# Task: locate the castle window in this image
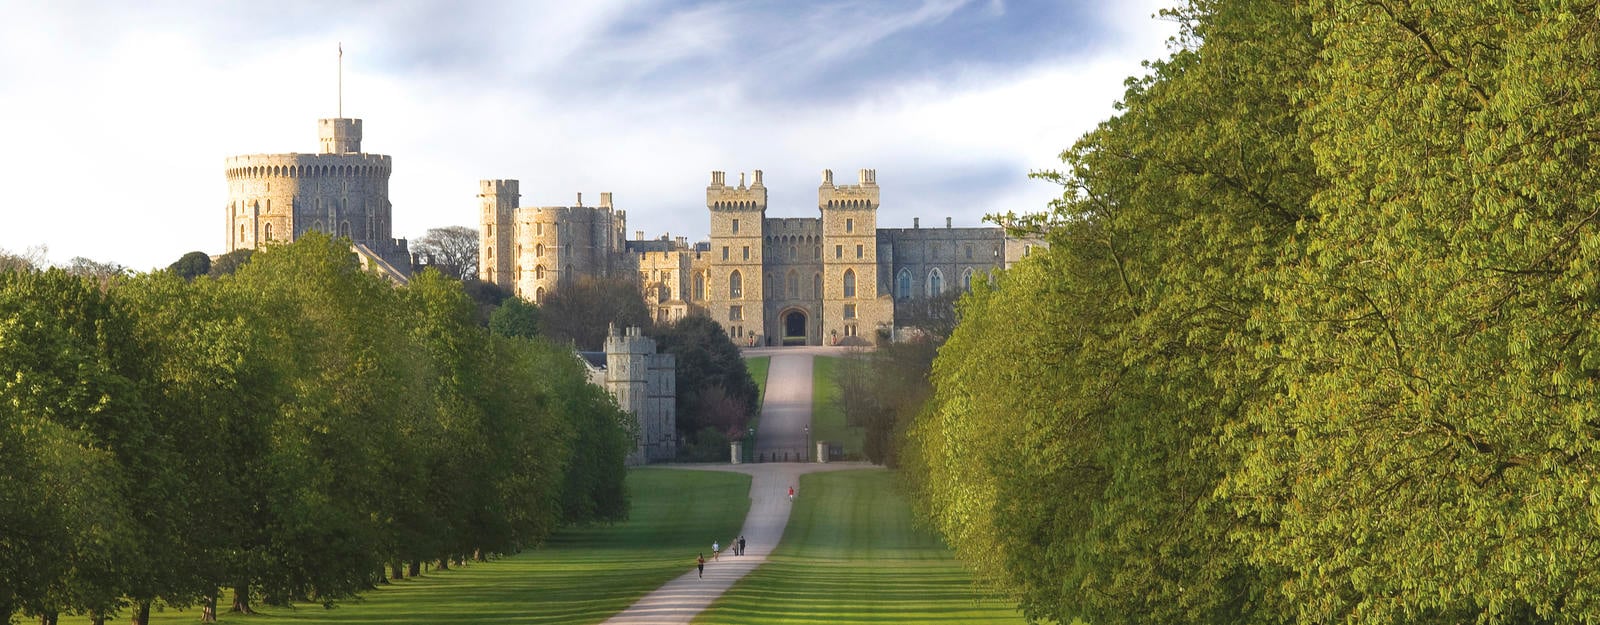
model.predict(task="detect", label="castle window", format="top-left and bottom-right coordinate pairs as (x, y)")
top-left (813, 273), bottom-right (821, 299)
top-left (897, 269), bottom-right (912, 299)
top-left (856, 244), bottom-right (863, 259)
top-left (928, 268), bottom-right (944, 296)
top-left (487, 224), bottom-right (493, 237)
top-left (789, 245), bottom-right (797, 261)
top-left (963, 268), bottom-right (975, 292)
top-left (732, 219), bottom-right (739, 234)
top-left (844, 304), bottom-right (856, 320)
top-left (786, 270), bottom-right (798, 299)
top-left (536, 244), bottom-right (544, 257)
top-left (239, 224), bottom-right (245, 243)
top-left (722, 246), bottom-right (729, 261)
top-left (742, 246), bottom-right (750, 260)
top-left (536, 265), bottom-right (545, 279)
top-left (966, 245), bottom-right (973, 260)
top-left (814, 246), bottom-right (821, 260)
top-left (695, 273), bottom-right (705, 301)
top-left (846, 218), bottom-right (854, 233)
top-left (536, 222), bottom-right (543, 236)
top-left (730, 270), bottom-right (743, 299)
top-left (535, 287), bottom-right (544, 303)
top-left (843, 269), bottom-right (856, 298)
top-left (1025, 244), bottom-right (1033, 256)
top-left (487, 247), bottom-right (493, 259)
top-left (264, 222), bottom-right (273, 241)
top-left (835, 245), bottom-right (842, 259)
top-left (340, 221), bottom-right (351, 238)
top-left (729, 305), bottom-right (743, 321)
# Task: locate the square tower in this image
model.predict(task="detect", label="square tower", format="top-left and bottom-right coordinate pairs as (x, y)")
top-left (705, 170), bottom-right (767, 343)
top-left (819, 169), bottom-right (890, 344)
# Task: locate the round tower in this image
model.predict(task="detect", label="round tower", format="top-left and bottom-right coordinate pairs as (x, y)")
top-left (224, 117), bottom-right (404, 270)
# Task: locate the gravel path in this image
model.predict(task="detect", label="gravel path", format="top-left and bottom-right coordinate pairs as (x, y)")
top-left (602, 349), bottom-right (864, 625)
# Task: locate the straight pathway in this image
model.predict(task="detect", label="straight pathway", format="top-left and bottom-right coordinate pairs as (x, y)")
top-left (602, 348), bottom-right (858, 625)
top-left (599, 462), bottom-right (867, 625)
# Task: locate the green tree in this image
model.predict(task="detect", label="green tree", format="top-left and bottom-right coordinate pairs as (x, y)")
top-left (207, 249), bottom-right (253, 278)
top-left (909, 1), bottom-right (1320, 622)
top-left (649, 315), bottom-right (759, 441)
top-left (166, 251), bottom-right (212, 280)
top-left (488, 295), bottom-right (540, 339)
top-left (1220, 2), bottom-right (1600, 622)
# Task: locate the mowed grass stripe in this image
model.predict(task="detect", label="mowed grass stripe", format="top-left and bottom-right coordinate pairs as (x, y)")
top-left (104, 468), bottom-right (749, 625)
top-left (696, 469), bottom-right (1024, 625)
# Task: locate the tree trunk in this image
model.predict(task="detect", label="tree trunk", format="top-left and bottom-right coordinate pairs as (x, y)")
top-left (408, 561), bottom-right (421, 577)
top-left (390, 560), bottom-right (404, 580)
top-left (200, 591), bottom-right (218, 623)
top-left (129, 601), bottom-right (150, 625)
top-left (40, 611), bottom-right (58, 625)
top-left (91, 613), bottom-right (107, 625)
top-left (377, 563), bottom-right (390, 584)
top-left (474, 548), bottom-right (485, 562)
top-left (437, 558), bottom-right (450, 571)
top-left (230, 584), bottom-right (254, 614)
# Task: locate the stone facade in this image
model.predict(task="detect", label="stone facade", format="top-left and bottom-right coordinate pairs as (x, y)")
top-left (482, 169), bottom-right (1044, 345)
top-left (224, 118), bottom-right (411, 273)
top-left (603, 326), bottom-right (676, 464)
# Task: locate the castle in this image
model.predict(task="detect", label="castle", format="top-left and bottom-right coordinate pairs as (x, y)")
top-left (480, 169), bottom-right (1040, 345)
top-left (224, 117), bottom-right (413, 278)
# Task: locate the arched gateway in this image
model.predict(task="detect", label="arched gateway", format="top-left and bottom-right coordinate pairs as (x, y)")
top-left (781, 308), bottom-right (809, 346)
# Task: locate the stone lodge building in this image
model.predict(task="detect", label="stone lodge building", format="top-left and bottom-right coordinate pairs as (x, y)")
top-left (481, 169), bottom-right (1042, 346)
top-left (224, 116), bottom-right (412, 278)
top-left (580, 326), bottom-right (676, 465)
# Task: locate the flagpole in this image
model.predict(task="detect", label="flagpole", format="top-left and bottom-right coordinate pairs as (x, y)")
top-left (338, 42), bottom-right (343, 118)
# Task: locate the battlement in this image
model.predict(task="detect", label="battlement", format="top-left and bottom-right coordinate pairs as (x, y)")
top-left (318, 118), bottom-right (363, 154)
top-left (479, 179), bottom-right (520, 197)
top-left (819, 168), bottom-right (880, 209)
top-left (707, 169), bottom-right (767, 210)
top-left (224, 153), bottom-right (393, 180)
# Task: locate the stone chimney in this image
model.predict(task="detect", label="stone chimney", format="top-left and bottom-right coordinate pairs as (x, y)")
top-left (946, 217), bottom-right (952, 228)
top-left (913, 217), bottom-right (920, 229)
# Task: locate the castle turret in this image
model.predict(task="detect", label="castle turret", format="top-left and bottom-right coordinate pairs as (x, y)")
top-left (318, 118), bottom-right (362, 154)
top-left (478, 179), bottom-right (519, 288)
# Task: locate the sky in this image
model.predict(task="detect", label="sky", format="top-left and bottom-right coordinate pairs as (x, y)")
top-left (0, 0), bottom-right (1179, 271)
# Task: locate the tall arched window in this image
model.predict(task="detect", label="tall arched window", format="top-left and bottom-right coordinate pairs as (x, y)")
top-left (730, 270), bottom-right (743, 299)
top-left (340, 221), bottom-right (351, 238)
top-left (535, 265), bottom-right (545, 279)
top-left (534, 287), bottom-right (544, 304)
top-left (695, 273), bottom-right (705, 301)
top-left (264, 222), bottom-right (273, 241)
top-left (536, 244), bottom-right (544, 257)
top-left (962, 268), bottom-right (975, 292)
top-left (843, 269), bottom-right (856, 298)
top-left (927, 268), bottom-right (944, 296)
top-left (786, 270), bottom-right (799, 298)
top-left (896, 269), bottom-right (912, 299)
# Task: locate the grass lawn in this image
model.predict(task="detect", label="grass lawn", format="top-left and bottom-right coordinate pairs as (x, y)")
top-left (101, 468), bottom-right (750, 625)
top-left (809, 356), bottom-right (863, 457)
top-left (696, 469), bottom-right (1025, 625)
top-left (746, 355), bottom-right (771, 417)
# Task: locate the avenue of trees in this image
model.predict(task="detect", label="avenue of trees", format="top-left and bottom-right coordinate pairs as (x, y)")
top-left (907, 1), bottom-right (1600, 624)
top-left (0, 233), bottom-right (633, 625)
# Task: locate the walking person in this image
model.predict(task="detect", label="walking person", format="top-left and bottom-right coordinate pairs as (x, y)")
top-left (788, 485), bottom-right (795, 502)
top-left (738, 535), bottom-right (746, 556)
top-left (712, 540), bottom-right (720, 560)
top-left (696, 553), bottom-right (705, 579)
